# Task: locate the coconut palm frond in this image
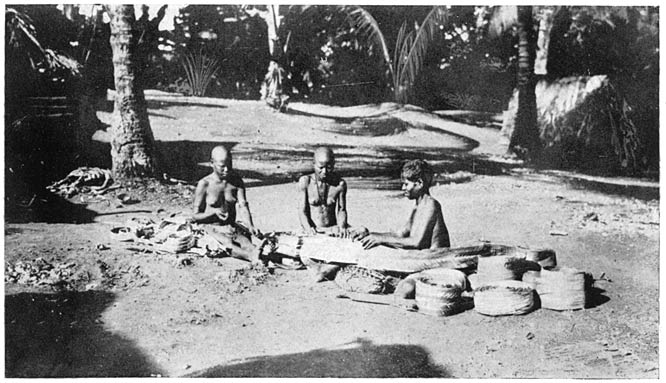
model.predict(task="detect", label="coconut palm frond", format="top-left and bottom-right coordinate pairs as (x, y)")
top-left (394, 24), bottom-right (416, 103)
top-left (6, 8), bottom-right (45, 57)
top-left (487, 5), bottom-right (518, 38)
top-left (392, 22), bottom-right (408, 93)
top-left (344, 6), bottom-right (393, 78)
top-left (6, 7), bottom-right (82, 74)
top-left (395, 6), bottom-right (448, 99)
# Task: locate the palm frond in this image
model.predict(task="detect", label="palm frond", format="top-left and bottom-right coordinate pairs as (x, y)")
top-left (344, 6), bottom-right (393, 79)
top-left (6, 8), bottom-right (81, 74)
top-left (395, 6), bottom-right (448, 102)
top-left (392, 22), bottom-right (408, 93)
top-left (6, 8), bottom-right (46, 59)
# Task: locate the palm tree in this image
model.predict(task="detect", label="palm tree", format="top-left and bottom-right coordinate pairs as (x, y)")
top-left (107, 4), bottom-right (157, 178)
top-left (512, 6), bottom-right (540, 159)
top-left (482, 6), bottom-right (541, 160)
top-left (242, 5), bottom-right (290, 109)
top-left (245, 5), bottom-right (448, 108)
top-left (482, 6), bottom-right (651, 162)
top-left (346, 6), bottom-right (448, 104)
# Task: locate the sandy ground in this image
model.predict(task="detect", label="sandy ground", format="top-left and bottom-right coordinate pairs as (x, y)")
top-left (4, 94), bottom-right (660, 378)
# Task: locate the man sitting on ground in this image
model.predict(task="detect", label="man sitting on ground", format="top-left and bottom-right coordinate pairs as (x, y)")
top-left (191, 145), bottom-right (266, 263)
top-left (352, 159), bottom-right (451, 298)
top-left (297, 146), bottom-right (351, 237)
top-left (355, 159), bottom-right (450, 250)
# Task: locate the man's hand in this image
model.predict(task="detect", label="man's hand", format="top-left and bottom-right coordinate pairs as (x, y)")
top-left (360, 234), bottom-right (383, 250)
top-left (352, 227), bottom-right (370, 241)
top-left (337, 227), bottom-right (351, 239)
top-left (304, 226), bottom-right (318, 236)
top-left (215, 208), bottom-right (229, 221)
top-left (248, 226), bottom-right (262, 238)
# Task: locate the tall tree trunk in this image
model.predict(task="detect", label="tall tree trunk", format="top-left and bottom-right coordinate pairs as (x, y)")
top-left (245, 5), bottom-right (288, 110)
top-left (534, 7), bottom-right (555, 76)
top-left (510, 6), bottom-right (540, 160)
top-left (263, 5), bottom-right (289, 110)
top-left (266, 4), bottom-right (281, 58)
top-left (108, 4), bottom-right (157, 178)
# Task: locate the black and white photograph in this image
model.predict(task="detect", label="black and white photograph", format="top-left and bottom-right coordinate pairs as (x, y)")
top-left (3, 3), bottom-right (660, 378)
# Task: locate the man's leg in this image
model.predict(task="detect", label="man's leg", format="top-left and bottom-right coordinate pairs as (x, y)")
top-left (204, 226), bottom-right (265, 263)
top-left (233, 234), bottom-right (268, 263)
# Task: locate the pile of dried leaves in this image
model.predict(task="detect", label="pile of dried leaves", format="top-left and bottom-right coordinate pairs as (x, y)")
top-left (5, 258), bottom-right (75, 288)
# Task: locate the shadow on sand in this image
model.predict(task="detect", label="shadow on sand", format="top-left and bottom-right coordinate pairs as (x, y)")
top-left (98, 98), bottom-right (228, 113)
top-left (4, 188), bottom-right (99, 224)
top-left (565, 177), bottom-right (659, 201)
top-left (85, 138), bottom-right (516, 187)
top-left (285, 106), bottom-right (397, 123)
top-left (145, 99), bottom-right (228, 110)
top-left (5, 290), bottom-right (163, 377)
top-left (186, 338), bottom-right (449, 378)
top-left (82, 134), bottom-right (657, 201)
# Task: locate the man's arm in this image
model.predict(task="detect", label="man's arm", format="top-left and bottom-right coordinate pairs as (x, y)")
top-left (336, 180), bottom-right (349, 234)
top-left (191, 179), bottom-right (218, 223)
top-left (361, 201), bottom-right (436, 250)
top-left (297, 176), bottom-right (317, 234)
top-left (236, 182), bottom-right (260, 236)
top-left (354, 208), bottom-right (411, 241)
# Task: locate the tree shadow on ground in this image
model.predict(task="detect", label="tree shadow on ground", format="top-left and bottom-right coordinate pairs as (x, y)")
top-left (146, 99), bottom-right (227, 110)
top-left (84, 137), bottom-right (656, 201)
top-left (98, 98), bottom-right (227, 112)
top-left (186, 338), bottom-right (448, 378)
top-left (286, 106), bottom-right (397, 123)
top-left (148, 111), bottom-right (177, 120)
top-left (510, 169), bottom-right (660, 202)
top-left (564, 177), bottom-right (659, 201)
top-left (286, 108), bottom-right (480, 151)
top-left (434, 110), bottom-right (503, 129)
top-left (5, 290), bottom-right (163, 377)
top-left (80, 139), bottom-right (517, 190)
top-left (4, 187), bottom-right (99, 224)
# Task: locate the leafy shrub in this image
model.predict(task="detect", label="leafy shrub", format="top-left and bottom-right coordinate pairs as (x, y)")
top-left (180, 49), bottom-right (221, 97)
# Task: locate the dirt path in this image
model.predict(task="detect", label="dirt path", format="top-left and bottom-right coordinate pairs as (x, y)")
top-left (4, 96), bottom-right (659, 378)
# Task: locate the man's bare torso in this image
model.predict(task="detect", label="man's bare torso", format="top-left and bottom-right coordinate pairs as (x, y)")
top-left (200, 172), bottom-right (243, 224)
top-left (405, 195), bottom-right (450, 249)
top-left (302, 174), bottom-right (344, 228)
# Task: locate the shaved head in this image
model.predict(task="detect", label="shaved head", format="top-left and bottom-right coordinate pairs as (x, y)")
top-left (211, 145), bottom-right (230, 162)
top-left (314, 147), bottom-right (334, 163)
top-left (210, 145), bottom-right (232, 179)
top-left (313, 147), bottom-right (335, 181)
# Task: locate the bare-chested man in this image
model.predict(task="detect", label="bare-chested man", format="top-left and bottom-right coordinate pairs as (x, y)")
top-left (298, 147), bottom-right (350, 236)
top-left (355, 159), bottom-right (450, 250)
top-left (191, 146), bottom-right (266, 262)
